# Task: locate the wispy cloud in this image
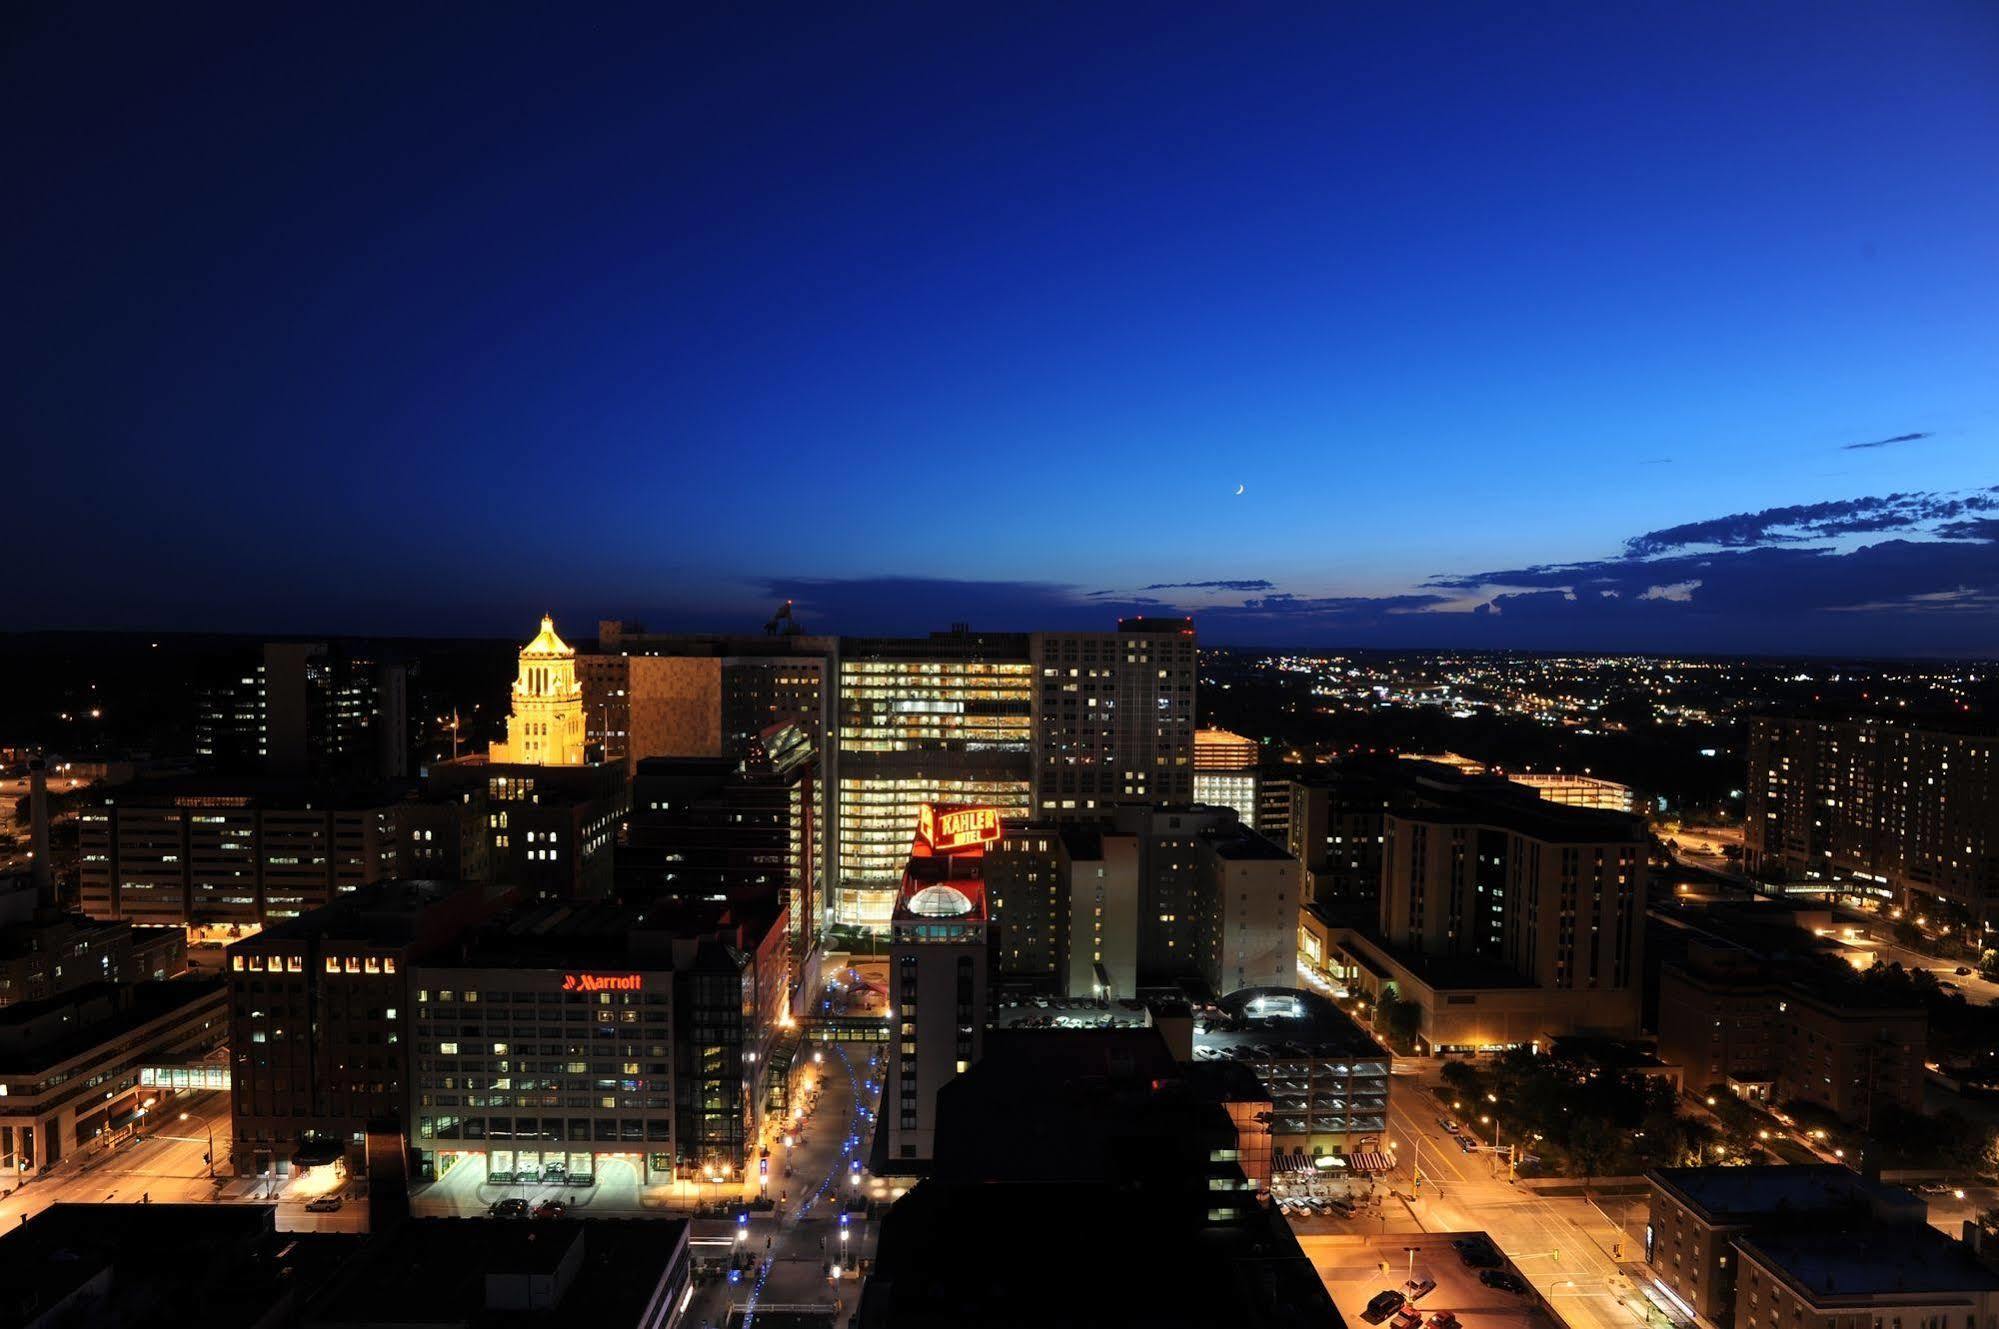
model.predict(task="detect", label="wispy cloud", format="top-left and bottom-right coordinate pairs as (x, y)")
top-left (1842, 431), bottom-right (1932, 451)
top-left (1139, 578), bottom-right (1275, 593)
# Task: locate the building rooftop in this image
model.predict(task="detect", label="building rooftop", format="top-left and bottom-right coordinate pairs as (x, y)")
top-left (1739, 1224), bottom-right (1999, 1300)
top-left (0, 978), bottom-right (224, 1075)
top-left (302, 1217), bottom-right (688, 1327)
top-left (242, 879), bottom-right (497, 949)
top-left (1647, 1165), bottom-right (1921, 1225)
top-left (1195, 986), bottom-right (1390, 1062)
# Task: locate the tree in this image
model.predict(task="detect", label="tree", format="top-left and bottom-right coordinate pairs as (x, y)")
top-left (1568, 1118), bottom-right (1616, 1198)
top-left (1380, 993), bottom-right (1421, 1052)
top-left (1440, 1060), bottom-right (1482, 1098)
top-left (1979, 950), bottom-right (1999, 981)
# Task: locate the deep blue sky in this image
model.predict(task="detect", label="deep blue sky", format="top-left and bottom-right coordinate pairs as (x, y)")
top-left (8, 3), bottom-right (1997, 652)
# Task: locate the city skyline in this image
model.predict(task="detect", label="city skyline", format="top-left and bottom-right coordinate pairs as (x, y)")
top-left (8, 4), bottom-right (1997, 651)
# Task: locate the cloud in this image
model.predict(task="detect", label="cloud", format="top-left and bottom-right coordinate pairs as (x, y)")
top-left (1842, 431), bottom-right (1932, 451)
top-left (1619, 489), bottom-right (1999, 557)
top-left (1139, 578), bottom-right (1277, 593)
top-left (733, 484), bottom-right (1999, 654)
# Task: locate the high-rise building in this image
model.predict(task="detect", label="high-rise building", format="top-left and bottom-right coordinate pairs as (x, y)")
top-left (1282, 766), bottom-right (1393, 923)
top-left (1191, 727), bottom-right (1259, 825)
top-left (489, 617), bottom-right (587, 767)
top-left (829, 630), bottom-right (1034, 932)
top-left (423, 759), bottom-right (625, 903)
top-left (196, 642), bottom-right (411, 780)
top-left (1028, 619), bottom-right (1197, 819)
top-left (580, 623), bottom-right (833, 774)
top-left (1745, 716), bottom-right (1999, 932)
top-left (883, 805), bottom-right (993, 1167)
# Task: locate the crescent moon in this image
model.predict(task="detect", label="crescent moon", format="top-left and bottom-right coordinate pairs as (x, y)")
top-left (1234, 484), bottom-right (1246, 496)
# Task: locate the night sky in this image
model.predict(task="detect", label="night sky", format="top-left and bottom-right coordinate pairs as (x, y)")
top-left (8, 3), bottom-right (1997, 653)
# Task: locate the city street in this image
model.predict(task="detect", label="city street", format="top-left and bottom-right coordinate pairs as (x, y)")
top-left (681, 1037), bottom-right (885, 1329)
top-left (1378, 1074), bottom-right (1656, 1329)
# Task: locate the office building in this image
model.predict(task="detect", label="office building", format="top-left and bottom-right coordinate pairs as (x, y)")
top-left (489, 616), bottom-right (588, 767)
top-left (1643, 1167), bottom-right (1996, 1329)
top-left (0, 979), bottom-right (227, 1175)
top-left (981, 823), bottom-right (1069, 994)
top-left (830, 629), bottom-right (1034, 932)
top-left (583, 621), bottom-right (834, 773)
top-left (882, 805), bottom-right (993, 1167)
top-left (1028, 619), bottom-right (1198, 819)
top-left (1282, 765), bottom-right (1393, 922)
top-left (78, 779), bottom-right (405, 930)
top-left (1257, 776), bottom-right (1294, 845)
top-left (409, 897), bottom-right (789, 1187)
top-left (1657, 940), bottom-right (1924, 1121)
top-left (424, 758), bottom-right (625, 902)
top-left (0, 868), bottom-right (185, 1007)
top-left (1192, 726), bottom-right (1259, 824)
top-left (226, 879), bottom-right (513, 1175)
top-left (1745, 716), bottom-right (1999, 932)
top-left (617, 722), bottom-right (818, 944)
top-left (196, 641), bottom-right (412, 780)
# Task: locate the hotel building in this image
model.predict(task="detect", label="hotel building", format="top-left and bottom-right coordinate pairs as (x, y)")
top-left (1029, 619), bottom-right (1198, 818)
top-left (1745, 716), bottom-right (1999, 932)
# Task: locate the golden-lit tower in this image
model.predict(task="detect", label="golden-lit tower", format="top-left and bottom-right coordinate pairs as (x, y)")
top-left (490, 615), bottom-right (587, 766)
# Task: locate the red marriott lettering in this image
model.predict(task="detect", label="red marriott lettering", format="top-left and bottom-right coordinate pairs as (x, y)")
top-left (562, 973), bottom-right (643, 993)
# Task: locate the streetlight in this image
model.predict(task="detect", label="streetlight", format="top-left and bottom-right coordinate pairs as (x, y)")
top-left (181, 1111), bottom-right (215, 1179)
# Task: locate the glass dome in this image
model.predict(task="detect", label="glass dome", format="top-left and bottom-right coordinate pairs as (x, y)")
top-left (905, 884), bottom-right (975, 918)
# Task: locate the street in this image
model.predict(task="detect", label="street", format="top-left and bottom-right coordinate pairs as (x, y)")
top-left (1379, 1073), bottom-right (1656, 1329)
top-left (684, 1036), bottom-right (885, 1329)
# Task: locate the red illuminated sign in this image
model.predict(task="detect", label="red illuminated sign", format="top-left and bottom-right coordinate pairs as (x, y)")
top-left (916, 803), bottom-right (1001, 854)
top-left (562, 973), bottom-right (642, 993)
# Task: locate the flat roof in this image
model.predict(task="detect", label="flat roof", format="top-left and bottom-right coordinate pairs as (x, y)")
top-left (1647, 1165), bottom-right (1910, 1223)
top-left (0, 979), bottom-right (224, 1074)
top-left (304, 1217), bottom-right (688, 1326)
top-left (1740, 1224), bottom-right (1999, 1299)
top-left (1195, 986), bottom-right (1390, 1062)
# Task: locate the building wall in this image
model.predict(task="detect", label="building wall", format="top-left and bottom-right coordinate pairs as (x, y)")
top-left (886, 928), bottom-right (986, 1167)
top-left (1209, 856), bottom-right (1300, 993)
top-left (1656, 965), bottom-right (1780, 1090)
top-left (1746, 717), bottom-right (1999, 928)
top-left (1067, 833), bottom-right (1140, 998)
top-left (627, 656), bottom-right (724, 764)
top-left (1029, 627), bottom-right (1197, 820)
top-left (1644, 1183), bottom-right (1743, 1326)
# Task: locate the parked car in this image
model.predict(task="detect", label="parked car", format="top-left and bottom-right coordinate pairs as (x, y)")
top-left (1391, 1309), bottom-right (1423, 1329)
top-left (1363, 1290), bottom-right (1407, 1323)
top-left (1439, 1117), bottom-right (1459, 1134)
top-left (1458, 1136), bottom-right (1477, 1153)
top-left (1327, 1198), bottom-right (1356, 1217)
top-left (1939, 981), bottom-right (1959, 991)
top-left (1480, 1270), bottom-right (1529, 1293)
top-left (305, 1195), bottom-right (343, 1213)
top-left (1405, 1277), bottom-right (1437, 1301)
top-left (1955, 967), bottom-right (1973, 976)
top-left (1453, 1237), bottom-right (1500, 1269)
top-left (1429, 1312), bottom-right (1462, 1329)
top-left (490, 1198), bottom-right (530, 1219)
top-left (533, 1199), bottom-right (568, 1219)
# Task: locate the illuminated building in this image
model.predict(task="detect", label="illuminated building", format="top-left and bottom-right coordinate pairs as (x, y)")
top-left (1029, 619), bottom-right (1198, 819)
top-left (1192, 726), bottom-right (1259, 824)
top-left (1507, 770), bottom-right (1639, 815)
top-left (1321, 765), bottom-right (1647, 1049)
top-left (196, 641), bottom-right (411, 780)
top-left (489, 616), bottom-right (587, 767)
top-left (1190, 987), bottom-right (1390, 1157)
top-left (0, 979), bottom-right (226, 1176)
top-left (1657, 941), bottom-right (1923, 1123)
top-left (583, 622), bottom-right (833, 774)
top-left (226, 879), bottom-right (508, 1177)
top-left (829, 629), bottom-right (1033, 932)
top-left (1745, 716), bottom-right (1999, 932)
top-left (423, 758), bottom-right (625, 902)
top-left (78, 779), bottom-right (404, 929)
top-left (883, 803), bottom-right (993, 1166)
top-left (1281, 765), bottom-right (1393, 923)
top-left (409, 897), bottom-right (788, 1186)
